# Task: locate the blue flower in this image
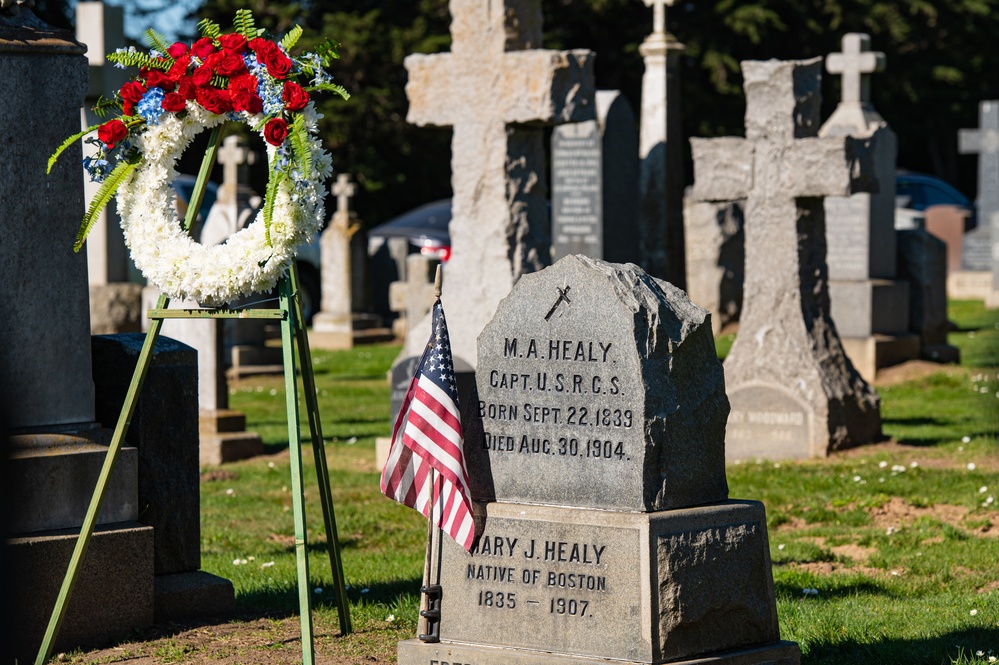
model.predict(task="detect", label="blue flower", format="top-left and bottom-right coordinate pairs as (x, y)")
top-left (82, 155), bottom-right (111, 182)
top-left (137, 87), bottom-right (166, 125)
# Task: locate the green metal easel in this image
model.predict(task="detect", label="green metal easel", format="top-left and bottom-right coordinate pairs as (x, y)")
top-left (35, 127), bottom-right (351, 665)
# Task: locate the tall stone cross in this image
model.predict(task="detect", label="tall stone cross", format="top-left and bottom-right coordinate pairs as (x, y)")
top-left (331, 172), bottom-right (356, 223)
top-left (959, 101), bottom-right (999, 297)
top-left (217, 135), bottom-right (256, 204)
top-left (826, 32), bottom-right (885, 106)
top-left (638, 0), bottom-right (686, 287)
top-left (402, 0), bottom-right (594, 370)
top-left (690, 58), bottom-right (881, 460)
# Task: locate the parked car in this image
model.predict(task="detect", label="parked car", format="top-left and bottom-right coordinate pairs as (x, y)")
top-left (367, 198), bottom-right (453, 263)
top-left (171, 175), bottom-right (322, 324)
top-left (895, 170), bottom-right (976, 231)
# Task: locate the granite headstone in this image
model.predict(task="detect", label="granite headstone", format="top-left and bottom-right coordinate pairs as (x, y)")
top-left (397, 255), bottom-right (799, 665)
top-left (958, 100), bottom-right (999, 306)
top-left (551, 90), bottom-right (639, 264)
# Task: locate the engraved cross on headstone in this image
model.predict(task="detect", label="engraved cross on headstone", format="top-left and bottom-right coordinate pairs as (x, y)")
top-left (642, 0), bottom-right (675, 36)
top-left (331, 172), bottom-right (356, 223)
top-left (826, 33), bottom-right (885, 105)
top-left (217, 135), bottom-right (256, 203)
top-left (402, 0), bottom-right (594, 368)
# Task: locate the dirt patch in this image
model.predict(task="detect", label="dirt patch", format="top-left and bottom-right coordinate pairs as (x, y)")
top-left (869, 497), bottom-right (969, 528)
top-left (874, 360), bottom-right (963, 386)
top-left (979, 580), bottom-right (999, 594)
top-left (831, 544), bottom-right (876, 561)
top-left (786, 561), bottom-right (886, 578)
top-left (201, 469), bottom-right (240, 482)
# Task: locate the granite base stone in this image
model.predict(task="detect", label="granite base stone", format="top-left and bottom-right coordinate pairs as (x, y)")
top-left (6, 522), bottom-right (154, 663)
top-left (828, 279), bottom-right (910, 337)
top-left (154, 571), bottom-right (235, 623)
top-left (839, 333), bottom-right (922, 384)
top-left (430, 500), bottom-right (778, 664)
top-left (398, 639), bottom-right (801, 665)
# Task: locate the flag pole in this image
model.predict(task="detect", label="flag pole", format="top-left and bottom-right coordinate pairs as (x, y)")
top-left (417, 265), bottom-right (446, 643)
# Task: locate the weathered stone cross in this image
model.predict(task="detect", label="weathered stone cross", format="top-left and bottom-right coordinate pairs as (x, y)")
top-left (217, 135), bottom-right (255, 203)
top-left (690, 57), bottom-right (881, 460)
top-left (642, 0), bottom-right (675, 35)
top-left (403, 0), bottom-right (594, 368)
top-left (826, 32), bottom-right (885, 106)
top-left (959, 101), bottom-right (999, 226)
top-left (331, 172), bottom-right (356, 222)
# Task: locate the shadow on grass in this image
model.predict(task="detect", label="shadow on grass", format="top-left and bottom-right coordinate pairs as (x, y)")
top-left (774, 578), bottom-right (898, 601)
top-left (802, 626), bottom-right (999, 665)
top-left (236, 576), bottom-right (423, 614)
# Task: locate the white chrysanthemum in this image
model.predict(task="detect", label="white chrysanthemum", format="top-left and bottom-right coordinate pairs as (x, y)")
top-left (117, 103), bottom-right (331, 306)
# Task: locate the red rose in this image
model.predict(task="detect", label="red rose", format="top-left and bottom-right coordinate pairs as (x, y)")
top-left (191, 65), bottom-right (214, 87)
top-left (161, 91), bottom-right (187, 113)
top-left (248, 37), bottom-right (274, 55)
top-left (229, 73), bottom-right (258, 92)
top-left (97, 119), bottom-right (127, 149)
top-left (168, 55), bottom-right (191, 82)
top-left (218, 33), bottom-right (248, 53)
top-left (192, 37), bottom-right (216, 60)
top-left (145, 69), bottom-right (175, 91)
top-left (260, 48), bottom-right (292, 79)
top-left (167, 42), bottom-right (188, 59)
top-left (263, 117), bottom-right (289, 146)
top-left (215, 50), bottom-right (247, 78)
top-left (119, 80), bottom-right (147, 104)
top-left (230, 89), bottom-right (262, 114)
top-left (282, 81), bottom-right (309, 112)
top-left (196, 86), bottom-right (233, 114)
top-left (177, 78), bottom-right (197, 100)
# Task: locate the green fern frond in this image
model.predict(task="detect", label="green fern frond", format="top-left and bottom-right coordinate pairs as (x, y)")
top-left (211, 74), bottom-right (230, 88)
top-left (289, 116), bottom-right (313, 180)
top-left (281, 25), bottom-right (303, 52)
top-left (233, 9), bottom-right (256, 40)
top-left (47, 123), bottom-right (103, 174)
top-left (92, 95), bottom-right (122, 119)
top-left (143, 28), bottom-right (175, 59)
top-left (262, 162), bottom-right (284, 247)
top-left (314, 39), bottom-right (341, 65)
top-left (73, 160), bottom-right (139, 252)
top-left (107, 49), bottom-right (171, 71)
top-left (197, 18), bottom-right (221, 39)
top-left (306, 81), bottom-right (350, 101)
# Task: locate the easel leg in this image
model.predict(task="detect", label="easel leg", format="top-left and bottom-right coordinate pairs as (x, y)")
top-left (35, 293), bottom-right (170, 665)
top-left (289, 265), bottom-right (353, 636)
top-left (278, 275), bottom-right (316, 665)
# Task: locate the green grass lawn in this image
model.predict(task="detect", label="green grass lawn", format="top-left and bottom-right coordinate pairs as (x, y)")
top-left (166, 301), bottom-right (999, 663)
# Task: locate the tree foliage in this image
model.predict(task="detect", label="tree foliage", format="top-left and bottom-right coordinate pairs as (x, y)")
top-left (182, 0), bottom-right (996, 224)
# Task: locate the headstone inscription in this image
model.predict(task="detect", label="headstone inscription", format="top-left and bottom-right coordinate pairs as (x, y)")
top-left (820, 33), bottom-right (919, 380)
top-left (399, 0), bottom-right (595, 371)
top-left (310, 173), bottom-right (359, 350)
top-left (690, 57), bottom-right (882, 460)
top-left (958, 100), bottom-right (999, 306)
top-left (551, 90), bottom-right (639, 263)
top-left (638, 0), bottom-right (686, 287)
top-left (0, 7), bottom-right (153, 659)
top-left (397, 255), bottom-right (800, 665)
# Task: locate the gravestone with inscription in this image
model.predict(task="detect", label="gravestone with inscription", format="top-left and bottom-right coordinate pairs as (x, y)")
top-left (820, 33), bottom-right (919, 380)
top-left (397, 255), bottom-right (800, 665)
top-left (551, 90), bottom-right (639, 263)
top-left (690, 57), bottom-right (882, 461)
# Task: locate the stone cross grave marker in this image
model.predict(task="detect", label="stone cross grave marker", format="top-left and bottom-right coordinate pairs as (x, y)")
top-left (400, 0), bottom-right (595, 370)
top-left (638, 0), bottom-right (686, 287)
top-left (201, 135), bottom-right (259, 246)
top-left (397, 255), bottom-right (800, 665)
top-left (550, 90), bottom-right (639, 263)
top-left (311, 173), bottom-right (359, 349)
top-left (690, 57), bottom-right (882, 461)
top-left (820, 33), bottom-right (917, 381)
top-left (826, 32), bottom-right (884, 106)
top-left (958, 100), bottom-right (999, 291)
top-left (389, 253), bottom-right (436, 340)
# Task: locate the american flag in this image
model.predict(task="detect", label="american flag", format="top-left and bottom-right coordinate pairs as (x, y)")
top-left (380, 299), bottom-right (475, 551)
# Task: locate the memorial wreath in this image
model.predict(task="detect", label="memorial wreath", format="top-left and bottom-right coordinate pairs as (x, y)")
top-left (49, 10), bottom-right (348, 306)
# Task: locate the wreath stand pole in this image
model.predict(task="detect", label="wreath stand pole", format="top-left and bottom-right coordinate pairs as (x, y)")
top-left (35, 128), bottom-right (350, 665)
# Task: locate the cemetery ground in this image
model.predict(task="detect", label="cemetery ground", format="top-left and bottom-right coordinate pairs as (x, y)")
top-left (54, 302), bottom-right (998, 665)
